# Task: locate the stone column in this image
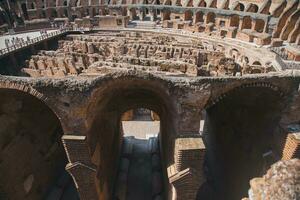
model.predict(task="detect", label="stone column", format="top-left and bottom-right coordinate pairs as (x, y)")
top-left (150, 9), bottom-right (157, 21)
top-left (62, 135), bottom-right (98, 200)
top-left (238, 16), bottom-right (243, 30)
top-left (139, 9), bottom-right (145, 20)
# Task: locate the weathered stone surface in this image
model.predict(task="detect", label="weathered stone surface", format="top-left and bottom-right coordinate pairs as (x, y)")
top-left (245, 159), bottom-right (300, 200)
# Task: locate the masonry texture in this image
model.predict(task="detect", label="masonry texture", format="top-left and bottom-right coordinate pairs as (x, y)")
top-left (0, 0), bottom-right (299, 200)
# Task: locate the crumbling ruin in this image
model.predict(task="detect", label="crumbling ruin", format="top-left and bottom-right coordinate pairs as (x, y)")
top-left (0, 0), bottom-right (299, 200)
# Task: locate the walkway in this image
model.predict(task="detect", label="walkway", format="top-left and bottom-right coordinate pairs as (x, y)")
top-left (0, 30), bottom-right (58, 50)
top-left (126, 138), bottom-right (152, 200)
top-left (114, 137), bottom-right (164, 200)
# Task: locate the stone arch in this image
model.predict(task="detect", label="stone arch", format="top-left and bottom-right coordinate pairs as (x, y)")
top-left (164, 0), bottom-right (172, 5)
top-left (198, 0), bottom-right (207, 7)
top-left (206, 12), bottom-right (215, 23)
top-left (195, 11), bottom-right (204, 23)
top-left (273, 0), bottom-right (299, 38)
top-left (246, 3), bottom-right (258, 13)
top-left (184, 10), bottom-right (193, 21)
top-left (30, 2), bottom-right (36, 9)
top-left (162, 9), bottom-right (171, 20)
top-left (230, 14), bottom-right (239, 27)
top-left (209, 0), bottom-right (217, 8)
top-left (221, 0), bottom-right (229, 10)
top-left (272, 0), bottom-right (287, 18)
top-left (252, 61), bottom-right (262, 66)
top-left (85, 76), bottom-right (177, 200)
top-left (203, 83), bottom-right (286, 199)
top-left (280, 10), bottom-right (300, 40)
top-left (254, 19), bottom-right (265, 33)
top-left (233, 2), bottom-right (245, 11)
top-left (229, 48), bottom-right (240, 60)
top-left (52, 9), bottom-right (58, 18)
top-left (241, 16), bottom-right (252, 29)
top-left (21, 3), bottom-right (29, 20)
top-left (186, 0), bottom-right (193, 7)
top-left (0, 87), bottom-right (71, 200)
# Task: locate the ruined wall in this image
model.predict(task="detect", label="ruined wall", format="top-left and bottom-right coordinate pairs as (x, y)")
top-left (0, 89), bottom-right (67, 200)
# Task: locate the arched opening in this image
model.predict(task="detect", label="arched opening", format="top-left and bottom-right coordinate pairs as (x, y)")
top-left (254, 19), bottom-right (265, 33)
top-left (195, 11), bottom-right (204, 23)
top-left (86, 80), bottom-right (176, 200)
top-left (187, 0), bottom-right (193, 7)
top-left (0, 89), bottom-right (78, 199)
top-left (241, 16), bottom-right (252, 29)
top-left (164, 0), bottom-right (171, 5)
top-left (52, 9), bottom-right (58, 18)
top-left (209, 0), bottom-right (217, 8)
top-left (234, 2), bottom-right (244, 11)
top-left (64, 9), bottom-right (68, 18)
top-left (203, 86), bottom-right (285, 200)
top-left (75, 0), bottom-right (80, 6)
top-left (31, 2), bottom-right (36, 9)
top-left (63, 0), bottom-right (68, 6)
top-left (21, 3), bottom-right (29, 20)
top-left (184, 10), bottom-right (193, 21)
top-left (246, 4), bottom-right (258, 13)
top-left (252, 61), bottom-right (262, 66)
top-left (206, 12), bottom-right (215, 24)
top-left (163, 10), bottom-right (171, 20)
top-left (230, 14), bottom-right (239, 27)
top-left (198, 0), bottom-right (206, 7)
top-left (229, 48), bottom-right (240, 59)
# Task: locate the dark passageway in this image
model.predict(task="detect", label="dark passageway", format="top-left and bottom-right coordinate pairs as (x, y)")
top-left (114, 108), bottom-right (163, 200)
top-left (202, 85), bottom-right (285, 200)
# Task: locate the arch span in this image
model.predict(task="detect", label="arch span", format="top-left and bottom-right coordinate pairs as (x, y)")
top-left (0, 88), bottom-right (72, 200)
top-left (85, 77), bottom-right (177, 199)
top-left (202, 85), bottom-right (286, 200)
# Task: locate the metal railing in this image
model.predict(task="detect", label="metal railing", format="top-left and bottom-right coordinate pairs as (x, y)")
top-left (0, 28), bottom-right (70, 56)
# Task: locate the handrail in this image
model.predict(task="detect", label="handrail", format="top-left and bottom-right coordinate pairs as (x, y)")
top-left (0, 28), bottom-right (70, 56)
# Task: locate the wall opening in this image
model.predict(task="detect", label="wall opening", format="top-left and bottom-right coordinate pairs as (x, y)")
top-left (21, 3), bottom-right (29, 20)
top-left (234, 3), bottom-right (245, 11)
top-left (206, 12), bottom-right (215, 23)
top-left (87, 81), bottom-right (175, 200)
top-left (198, 0), bottom-right (207, 7)
top-left (230, 14), bottom-right (239, 27)
top-left (202, 86), bottom-right (285, 200)
top-left (241, 16), bottom-right (252, 29)
top-left (195, 11), bottom-right (204, 23)
top-left (0, 89), bottom-right (78, 200)
top-left (121, 108), bottom-right (160, 139)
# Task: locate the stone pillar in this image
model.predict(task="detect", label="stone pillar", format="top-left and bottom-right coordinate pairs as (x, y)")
top-left (282, 133), bottom-right (300, 160)
top-left (62, 135), bottom-right (98, 200)
top-left (138, 9), bottom-right (145, 20)
top-left (150, 9), bottom-right (157, 21)
top-left (251, 19), bottom-right (256, 31)
top-left (238, 17), bottom-right (243, 30)
top-left (167, 107), bottom-right (206, 200)
top-left (263, 19), bottom-right (268, 33)
top-left (168, 137), bottom-right (206, 200)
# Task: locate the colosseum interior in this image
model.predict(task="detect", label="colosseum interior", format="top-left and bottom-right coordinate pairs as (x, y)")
top-left (0, 0), bottom-right (299, 200)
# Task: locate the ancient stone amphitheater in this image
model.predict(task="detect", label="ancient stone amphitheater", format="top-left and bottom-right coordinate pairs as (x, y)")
top-left (0, 0), bottom-right (299, 200)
